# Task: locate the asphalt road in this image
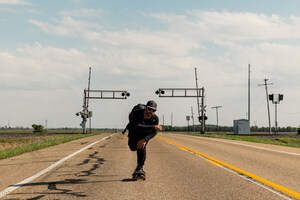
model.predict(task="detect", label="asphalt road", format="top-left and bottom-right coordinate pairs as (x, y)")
top-left (0, 132), bottom-right (299, 199)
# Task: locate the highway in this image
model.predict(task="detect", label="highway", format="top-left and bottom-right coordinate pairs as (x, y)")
top-left (0, 132), bottom-right (299, 199)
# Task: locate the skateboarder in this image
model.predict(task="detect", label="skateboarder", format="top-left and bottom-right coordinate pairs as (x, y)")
top-left (127, 100), bottom-right (162, 177)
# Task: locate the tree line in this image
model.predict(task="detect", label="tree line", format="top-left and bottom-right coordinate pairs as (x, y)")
top-left (162, 124), bottom-right (298, 133)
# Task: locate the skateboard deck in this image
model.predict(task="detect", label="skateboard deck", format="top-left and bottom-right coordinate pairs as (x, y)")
top-left (132, 172), bottom-right (146, 181)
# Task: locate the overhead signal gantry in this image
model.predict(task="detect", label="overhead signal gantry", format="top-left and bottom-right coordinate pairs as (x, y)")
top-left (155, 68), bottom-right (207, 134)
top-left (76, 67), bottom-right (130, 134)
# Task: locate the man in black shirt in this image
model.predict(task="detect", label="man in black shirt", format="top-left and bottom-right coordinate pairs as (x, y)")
top-left (128, 100), bottom-right (162, 174)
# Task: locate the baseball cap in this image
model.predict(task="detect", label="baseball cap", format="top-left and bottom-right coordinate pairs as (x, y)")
top-left (146, 100), bottom-right (157, 111)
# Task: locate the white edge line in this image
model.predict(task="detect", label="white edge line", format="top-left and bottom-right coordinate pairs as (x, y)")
top-left (0, 133), bottom-right (115, 198)
top-left (172, 139), bottom-right (293, 200)
top-left (190, 136), bottom-right (300, 156)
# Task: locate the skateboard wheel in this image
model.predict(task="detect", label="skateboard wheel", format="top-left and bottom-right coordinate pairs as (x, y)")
top-left (132, 176), bottom-right (137, 181)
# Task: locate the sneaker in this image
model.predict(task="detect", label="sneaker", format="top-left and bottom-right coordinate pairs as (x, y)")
top-left (134, 166), bottom-right (146, 174)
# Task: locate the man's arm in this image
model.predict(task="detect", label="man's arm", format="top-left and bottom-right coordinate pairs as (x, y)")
top-left (144, 116), bottom-right (162, 142)
top-left (138, 124), bottom-right (162, 149)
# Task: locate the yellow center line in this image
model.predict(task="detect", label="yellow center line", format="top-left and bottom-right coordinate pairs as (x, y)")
top-left (206, 160), bottom-right (222, 167)
top-left (179, 147), bottom-right (187, 151)
top-left (156, 136), bottom-right (300, 200)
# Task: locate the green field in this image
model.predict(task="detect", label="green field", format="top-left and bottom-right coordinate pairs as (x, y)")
top-left (0, 130), bottom-right (110, 160)
top-left (0, 130), bottom-right (299, 160)
top-left (173, 131), bottom-right (300, 148)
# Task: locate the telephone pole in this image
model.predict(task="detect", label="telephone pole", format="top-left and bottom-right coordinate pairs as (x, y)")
top-left (212, 106), bottom-right (222, 134)
top-left (248, 64), bottom-right (251, 122)
top-left (258, 79), bottom-right (273, 134)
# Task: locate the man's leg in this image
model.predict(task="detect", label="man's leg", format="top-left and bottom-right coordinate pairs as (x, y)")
top-left (128, 137), bottom-right (137, 151)
top-left (137, 147), bottom-right (146, 170)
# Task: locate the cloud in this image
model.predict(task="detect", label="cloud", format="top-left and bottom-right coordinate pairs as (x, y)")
top-left (60, 8), bottom-right (103, 18)
top-left (26, 11), bottom-right (300, 90)
top-left (28, 17), bottom-right (103, 37)
top-left (150, 10), bottom-right (300, 41)
top-left (6, 10), bottom-right (300, 127)
top-left (0, 43), bottom-right (91, 91)
top-left (0, 0), bottom-right (30, 5)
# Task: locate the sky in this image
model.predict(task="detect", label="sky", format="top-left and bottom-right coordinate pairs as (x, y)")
top-left (1, 0), bottom-right (300, 129)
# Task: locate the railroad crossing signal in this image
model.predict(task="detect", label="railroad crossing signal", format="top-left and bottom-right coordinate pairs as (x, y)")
top-left (77, 89), bottom-right (130, 134)
top-left (155, 87), bottom-right (207, 134)
top-left (87, 90), bottom-right (130, 99)
top-left (269, 94), bottom-right (283, 134)
top-left (155, 88), bottom-right (203, 98)
top-left (76, 67), bottom-right (130, 134)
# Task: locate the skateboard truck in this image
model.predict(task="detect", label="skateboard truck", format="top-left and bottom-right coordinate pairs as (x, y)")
top-left (132, 172), bottom-right (146, 181)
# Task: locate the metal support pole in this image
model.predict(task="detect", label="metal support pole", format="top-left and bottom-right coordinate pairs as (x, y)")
top-left (201, 87), bottom-right (205, 134)
top-left (89, 115), bottom-right (92, 133)
top-left (191, 107), bottom-right (195, 133)
top-left (275, 103), bottom-right (278, 134)
top-left (212, 106), bottom-right (222, 134)
top-left (171, 112), bottom-right (173, 127)
top-left (82, 89), bottom-right (87, 134)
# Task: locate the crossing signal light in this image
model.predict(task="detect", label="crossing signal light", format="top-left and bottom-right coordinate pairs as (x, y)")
top-left (155, 90), bottom-right (165, 95)
top-left (198, 116), bottom-right (208, 121)
top-left (122, 92), bottom-right (130, 97)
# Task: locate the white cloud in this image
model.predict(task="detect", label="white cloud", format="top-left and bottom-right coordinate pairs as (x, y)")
top-left (150, 11), bottom-right (300, 41)
top-left (0, 0), bottom-right (30, 5)
top-left (0, 43), bottom-right (91, 91)
top-left (28, 17), bottom-right (103, 37)
top-left (60, 8), bottom-right (103, 18)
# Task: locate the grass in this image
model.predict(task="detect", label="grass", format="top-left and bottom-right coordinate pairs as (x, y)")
top-left (0, 132), bottom-right (99, 160)
top-left (1, 130), bottom-right (299, 160)
top-left (169, 132), bottom-right (300, 148)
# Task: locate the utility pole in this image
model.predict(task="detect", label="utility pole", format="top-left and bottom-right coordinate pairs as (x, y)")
top-left (258, 79), bottom-right (273, 134)
top-left (212, 106), bottom-right (222, 134)
top-left (248, 64), bottom-right (251, 122)
top-left (171, 112), bottom-right (173, 127)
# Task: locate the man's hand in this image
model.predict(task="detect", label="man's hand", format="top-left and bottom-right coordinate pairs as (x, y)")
top-left (155, 125), bottom-right (163, 131)
top-left (137, 139), bottom-right (147, 149)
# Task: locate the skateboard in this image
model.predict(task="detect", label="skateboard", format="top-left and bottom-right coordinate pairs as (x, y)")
top-left (132, 171), bottom-right (146, 181)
